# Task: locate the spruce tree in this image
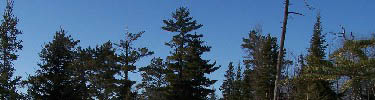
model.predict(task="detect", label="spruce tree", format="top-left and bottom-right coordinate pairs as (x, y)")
top-left (241, 68), bottom-right (254, 100)
top-left (306, 14), bottom-right (327, 66)
top-left (241, 29), bottom-right (281, 100)
top-left (220, 62), bottom-right (235, 100)
top-left (116, 30), bottom-right (153, 100)
top-left (84, 42), bottom-right (120, 99)
top-left (221, 62), bottom-right (244, 100)
top-left (0, 0), bottom-right (23, 99)
top-left (296, 14), bottom-right (337, 100)
top-left (27, 29), bottom-right (88, 100)
top-left (162, 7), bottom-right (219, 100)
top-left (138, 57), bottom-right (168, 100)
top-left (232, 62), bottom-right (243, 100)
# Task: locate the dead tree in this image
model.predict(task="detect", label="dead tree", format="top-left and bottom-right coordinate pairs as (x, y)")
top-left (273, 0), bottom-right (303, 100)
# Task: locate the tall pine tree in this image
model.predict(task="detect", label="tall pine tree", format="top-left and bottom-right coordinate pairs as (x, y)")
top-left (0, 0), bottom-right (23, 99)
top-left (116, 30), bottom-right (153, 100)
top-left (241, 28), bottom-right (282, 100)
top-left (295, 14), bottom-right (337, 100)
top-left (27, 29), bottom-right (88, 99)
top-left (162, 7), bottom-right (219, 100)
top-left (84, 42), bottom-right (120, 99)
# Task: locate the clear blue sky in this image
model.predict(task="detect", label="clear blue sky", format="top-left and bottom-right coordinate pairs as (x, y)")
top-left (1, 0), bottom-right (374, 96)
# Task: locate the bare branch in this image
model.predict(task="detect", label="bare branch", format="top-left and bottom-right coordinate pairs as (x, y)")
top-left (304, 0), bottom-right (315, 10)
top-left (288, 12), bottom-right (304, 16)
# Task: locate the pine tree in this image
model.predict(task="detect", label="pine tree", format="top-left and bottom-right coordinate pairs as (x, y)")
top-left (241, 66), bottom-right (254, 100)
top-left (84, 42), bottom-right (120, 99)
top-left (306, 14), bottom-right (327, 66)
top-left (296, 14), bottom-right (337, 100)
top-left (221, 62), bottom-right (245, 100)
top-left (116, 30), bottom-right (153, 100)
top-left (162, 7), bottom-right (219, 100)
top-left (325, 30), bottom-right (375, 99)
top-left (220, 62), bottom-right (235, 100)
top-left (232, 62), bottom-right (243, 100)
top-left (241, 28), bottom-right (281, 100)
top-left (27, 29), bottom-right (88, 100)
top-left (74, 46), bottom-right (97, 99)
top-left (138, 57), bottom-right (168, 100)
top-left (0, 0), bottom-right (23, 99)
top-left (329, 39), bottom-right (375, 100)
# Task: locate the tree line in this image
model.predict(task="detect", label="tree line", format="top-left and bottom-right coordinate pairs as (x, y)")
top-left (1, 0), bottom-right (375, 100)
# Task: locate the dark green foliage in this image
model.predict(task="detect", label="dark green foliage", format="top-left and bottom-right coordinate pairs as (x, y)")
top-left (27, 29), bottom-right (89, 100)
top-left (232, 63), bottom-right (244, 100)
top-left (116, 30), bottom-right (153, 100)
top-left (294, 14), bottom-right (338, 100)
top-left (241, 66), bottom-right (254, 100)
top-left (220, 62), bottom-right (235, 100)
top-left (0, 0), bottom-right (23, 99)
top-left (307, 15), bottom-right (327, 61)
top-left (220, 62), bottom-right (245, 100)
top-left (138, 57), bottom-right (168, 100)
top-left (162, 7), bottom-right (219, 100)
top-left (289, 54), bottom-right (306, 100)
top-left (328, 39), bottom-right (375, 100)
top-left (241, 28), bottom-right (280, 100)
top-left (7, 2), bottom-right (375, 100)
top-left (82, 42), bottom-right (120, 99)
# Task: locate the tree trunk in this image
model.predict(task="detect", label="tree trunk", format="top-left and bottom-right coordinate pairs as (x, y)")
top-left (273, 0), bottom-right (290, 100)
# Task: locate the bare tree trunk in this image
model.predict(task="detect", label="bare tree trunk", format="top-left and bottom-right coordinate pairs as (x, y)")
top-left (273, 0), bottom-right (290, 100)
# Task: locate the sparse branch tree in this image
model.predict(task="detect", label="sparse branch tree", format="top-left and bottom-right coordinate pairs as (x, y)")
top-left (116, 30), bottom-right (154, 100)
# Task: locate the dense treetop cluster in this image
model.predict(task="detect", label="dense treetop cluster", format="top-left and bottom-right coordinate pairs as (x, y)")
top-left (0, 0), bottom-right (374, 100)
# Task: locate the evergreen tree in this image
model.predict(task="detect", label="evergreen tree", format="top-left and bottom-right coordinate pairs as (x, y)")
top-left (306, 14), bottom-right (328, 69)
top-left (322, 31), bottom-right (375, 99)
top-left (329, 38), bottom-right (375, 100)
top-left (290, 54), bottom-right (307, 100)
top-left (241, 66), bottom-right (254, 100)
top-left (138, 57), bottom-right (168, 100)
top-left (221, 62), bottom-right (245, 100)
top-left (235, 62), bottom-right (242, 84)
top-left (116, 30), bottom-right (153, 100)
top-left (27, 29), bottom-right (88, 100)
top-left (296, 14), bottom-right (337, 100)
top-left (208, 87), bottom-right (218, 100)
top-left (162, 7), bottom-right (219, 100)
top-left (0, 0), bottom-right (23, 99)
top-left (220, 62), bottom-right (235, 100)
top-left (74, 46), bottom-right (97, 99)
top-left (241, 28), bottom-right (281, 100)
top-left (84, 42), bottom-right (120, 99)
top-left (232, 62), bottom-right (243, 100)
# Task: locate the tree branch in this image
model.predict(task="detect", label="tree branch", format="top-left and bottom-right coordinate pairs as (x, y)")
top-left (288, 12), bottom-right (304, 16)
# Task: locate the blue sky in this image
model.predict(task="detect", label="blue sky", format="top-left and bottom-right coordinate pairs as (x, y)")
top-left (1, 0), bottom-right (374, 96)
